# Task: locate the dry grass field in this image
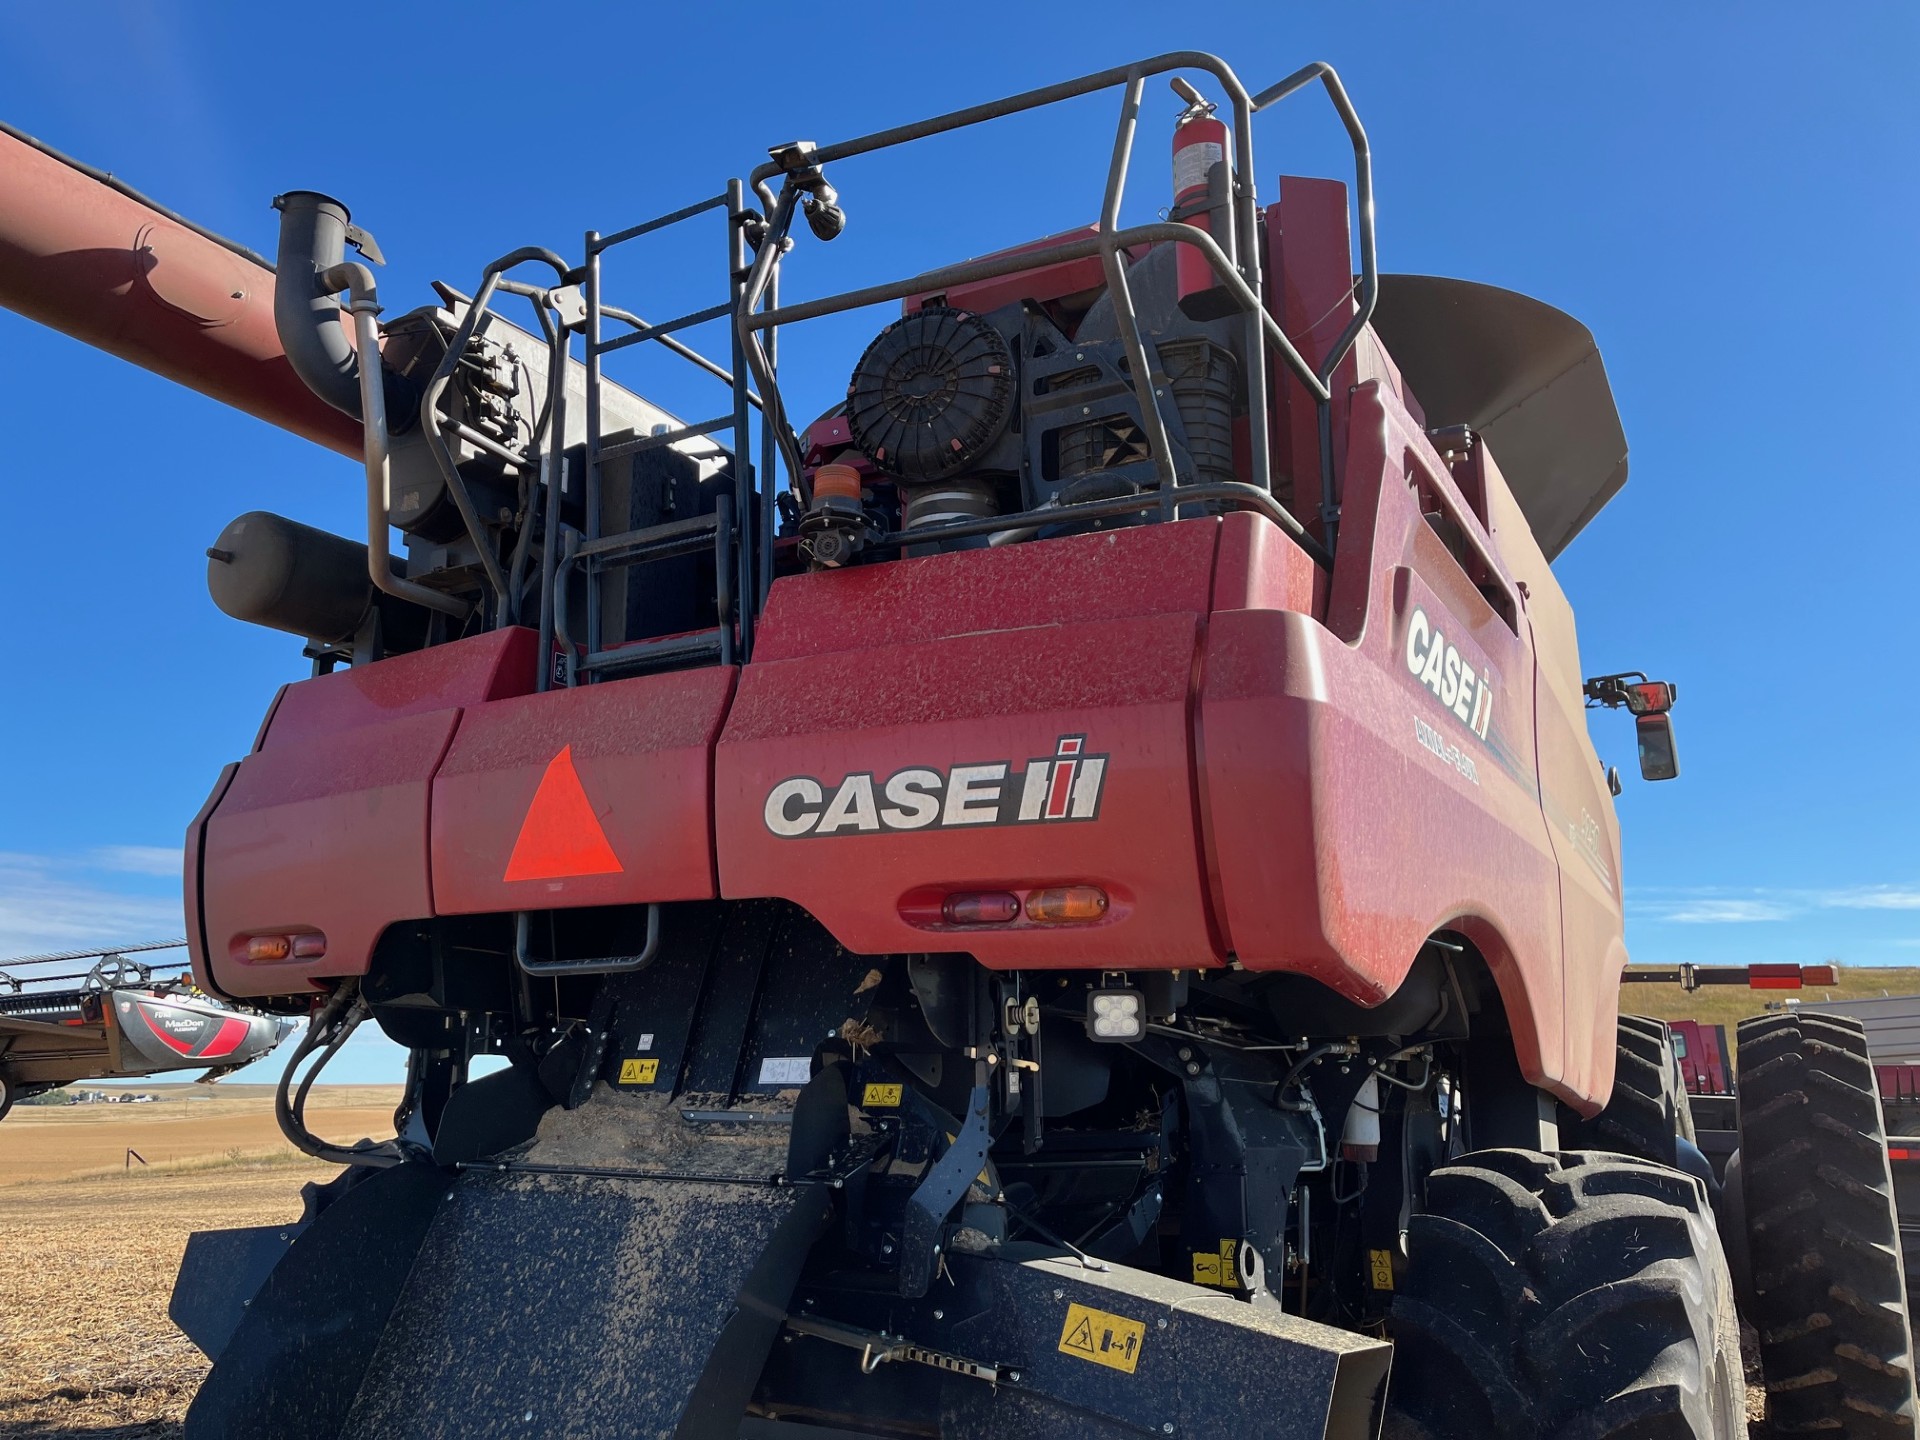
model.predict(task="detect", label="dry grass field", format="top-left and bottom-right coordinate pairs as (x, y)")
top-left (1619, 964), bottom-right (1920, 1048)
top-left (0, 1087), bottom-right (398, 1438)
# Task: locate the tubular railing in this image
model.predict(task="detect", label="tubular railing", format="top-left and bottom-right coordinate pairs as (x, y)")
top-left (735, 50), bottom-right (1377, 564)
top-left (576, 181), bottom-right (761, 676)
top-left (426, 53), bottom-right (1375, 690)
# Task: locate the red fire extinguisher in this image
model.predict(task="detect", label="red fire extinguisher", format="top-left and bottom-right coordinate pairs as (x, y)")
top-left (1171, 85), bottom-right (1237, 321)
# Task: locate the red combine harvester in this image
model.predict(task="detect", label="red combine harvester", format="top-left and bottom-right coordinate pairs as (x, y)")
top-left (2, 53), bottom-right (1912, 1439)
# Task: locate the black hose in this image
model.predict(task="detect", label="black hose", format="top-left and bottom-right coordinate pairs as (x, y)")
top-left (273, 981), bottom-right (400, 1169)
top-left (1274, 1042), bottom-right (1345, 1112)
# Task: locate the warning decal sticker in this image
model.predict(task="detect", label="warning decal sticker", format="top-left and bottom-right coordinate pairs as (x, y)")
top-left (1369, 1248), bottom-right (1395, 1291)
top-left (1190, 1238), bottom-right (1239, 1289)
top-left (617, 1058), bottom-right (659, 1086)
top-left (1057, 1302), bottom-right (1145, 1375)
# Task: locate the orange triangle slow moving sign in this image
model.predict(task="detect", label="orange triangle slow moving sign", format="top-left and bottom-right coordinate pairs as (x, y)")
top-left (503, 746), bottom-right (624, 882)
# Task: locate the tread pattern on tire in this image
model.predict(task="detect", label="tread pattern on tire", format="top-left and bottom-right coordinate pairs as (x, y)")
top-left (1737, 1011), bottom-right (1918, 1438)
top-left (1387, 1147), bottom-right (1743, 1439)
top-left (1563, 1015), bottom-right (1694, 1167)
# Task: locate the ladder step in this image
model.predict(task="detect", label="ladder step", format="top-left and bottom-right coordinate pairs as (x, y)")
top-left (575, 512), bottom-right (721, 566)
top-left (577, 629), bottom-right (727, 677)
top-left (595, 416), bottom-right (737, 463)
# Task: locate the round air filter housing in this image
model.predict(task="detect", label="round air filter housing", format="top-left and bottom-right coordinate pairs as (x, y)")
top-left (845, 307), bottom-right (1013, 482)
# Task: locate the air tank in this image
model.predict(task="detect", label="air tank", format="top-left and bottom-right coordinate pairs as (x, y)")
top-left (205, 511), bottom-right (382, 643)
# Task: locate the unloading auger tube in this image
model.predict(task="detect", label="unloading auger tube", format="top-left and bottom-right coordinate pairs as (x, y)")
top-left (1, 43), bottom-right (1886, 1440)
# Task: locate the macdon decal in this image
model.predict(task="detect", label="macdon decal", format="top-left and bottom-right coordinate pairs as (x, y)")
top-left (764, 735), bottom-right (1107, 838)
top-left (1405, 606), bottom-right (1493, 740)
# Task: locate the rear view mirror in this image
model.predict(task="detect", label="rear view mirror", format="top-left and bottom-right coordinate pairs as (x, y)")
top-left (1636, 712), bottom-right (1679, 781)
top-left (1623, 680), bottom-right (1675, 715)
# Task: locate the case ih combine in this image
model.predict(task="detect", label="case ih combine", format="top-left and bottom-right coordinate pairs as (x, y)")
top-left (1, 51), bottom-right (1912, 1439)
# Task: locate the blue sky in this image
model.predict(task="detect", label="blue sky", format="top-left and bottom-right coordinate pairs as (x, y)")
top-left (0, 3), bottom-right (1915, 1084)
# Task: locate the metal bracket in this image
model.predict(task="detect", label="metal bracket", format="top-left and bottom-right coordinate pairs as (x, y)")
top-left (513, 905), bottom-right (661, 976)
top-left (898, 1079), bottom-right (992, 1298)
top-left (783, 1312), bottom-right (1004, 1386)
top-left (343, 221), bottom-right (385, 267)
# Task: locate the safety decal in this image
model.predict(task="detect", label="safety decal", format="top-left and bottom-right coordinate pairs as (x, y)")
top-left (617, 1058), bottom-right (659, 1086)
top-left (1404, 608), bottom-right (1494, 740)
top-left (1368, 1248), bottom-right (1396, 1292)
top-left (862, 1082), bottom-right (904, 1108)
top-left (1058, 1302), bottom-right (1145, 1375)
top-left (757, 1056), bottom-right (812, 1087)
top-left (764, 735), bottom-right (1106, 839)
top-left (1190, 1238), bottom-right (1240, 1289)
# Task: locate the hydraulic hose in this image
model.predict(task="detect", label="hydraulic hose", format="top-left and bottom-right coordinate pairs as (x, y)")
top-left (274, 981), bottom-right (401, 1169)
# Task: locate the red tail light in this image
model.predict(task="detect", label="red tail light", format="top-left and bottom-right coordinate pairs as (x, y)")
top-left (943, 892), bottom-right (1021, 925)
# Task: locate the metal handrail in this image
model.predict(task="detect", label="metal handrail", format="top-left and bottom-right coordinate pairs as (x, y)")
top-left (1250, 62), bottom-right (1377, 390)
top-left (735, 52), bottom-right (1380, 567)
top-left (415, 247), bottom-right (574, 616)
top-left (1250, 61), bottom-right (1377, 551)
top-left (581, 180), bottom-right (760, 665)
top-left (598, 304), bottom-right (762, 405)
top-left (742, 51), bottom-right (1274, 517)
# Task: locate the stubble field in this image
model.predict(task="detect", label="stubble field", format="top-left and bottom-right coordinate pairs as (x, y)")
top-left (0, 1087), bottom-right (398, 1438)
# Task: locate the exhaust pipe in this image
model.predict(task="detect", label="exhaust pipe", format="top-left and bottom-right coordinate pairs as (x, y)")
top-left (271, 190), bottom-right (415, 427)
top-left (272, 191), bottom-right (363, 419)
top-left (272, 191), bottom-right (467, 619)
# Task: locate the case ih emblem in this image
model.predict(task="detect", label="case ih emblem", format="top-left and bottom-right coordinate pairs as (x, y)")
top-left (1405, 607), bottom-right (1494, 740)
top-left (764, 735), bottom-right (1107, 838)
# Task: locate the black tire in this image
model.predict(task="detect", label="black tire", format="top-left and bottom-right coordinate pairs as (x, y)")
top-left (1563, 1015), bottom-right (1695, 1166)
top-left (1736, 1011), bottom-right (1917, 1437)
top-left (0, 1070), bottom-right (11, 1122)
top-left (1387, 1148), bottom-right (1744, 1439)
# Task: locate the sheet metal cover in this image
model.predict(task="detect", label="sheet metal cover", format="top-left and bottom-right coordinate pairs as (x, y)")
top-left (1371, 274), bottom-right (1629, 559)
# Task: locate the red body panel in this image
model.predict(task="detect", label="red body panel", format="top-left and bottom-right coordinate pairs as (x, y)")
top-left (432, 666), bottom-right (735, 913)
top-left (195, 629), bottom-right (538, 996)
top-left (1199, 389), bottom-right (1568, 1089)
top-left (1669, 1020), bottom-right (1732, 1095)
top-left (716, 526), bottom-right (1221, 968)
top-left (903, 225), bottom-right (1147, 318)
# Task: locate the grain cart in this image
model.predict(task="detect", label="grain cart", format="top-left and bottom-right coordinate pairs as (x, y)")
top-left (2, 52), bottom-right (1911, 1439)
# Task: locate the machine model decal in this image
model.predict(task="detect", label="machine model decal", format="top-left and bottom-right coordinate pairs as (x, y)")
top-left (764, 735), bottom-right (1107, 839)
top-left (131, 999), bottom-right (252, 1059)
top-left (1405, 607), bottom-right (1494, 740)
top-left (1414, 716), bottom-right (1480, 786)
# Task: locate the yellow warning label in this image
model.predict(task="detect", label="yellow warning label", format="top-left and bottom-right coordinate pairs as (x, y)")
top-left (1369, 1247), bottom-right (1395, 1291)
top-left (1191, 1239), bottom-right (1239, 1289)
top-left (862, 1082), bottom-right (904, 1108)
top-left (617, 1057), bottom-right (659, 1086)
top-left (1057, 1302), bottom-right (1145, 1374)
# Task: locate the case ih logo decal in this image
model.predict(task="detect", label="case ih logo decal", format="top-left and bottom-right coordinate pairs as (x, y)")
top-left (764, 735), bottom-right (1107, 838)
top-left (1405, 607), bottom-right (1493, 740)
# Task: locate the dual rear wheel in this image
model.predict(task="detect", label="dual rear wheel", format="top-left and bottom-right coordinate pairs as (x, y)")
top-left (1389, 1012), bottom-right (1920, 1437)
top-left (1387, 1147), bottom-right (1744, 1438)
top-left (1735, 1012), bottom-right (1917, 1438)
